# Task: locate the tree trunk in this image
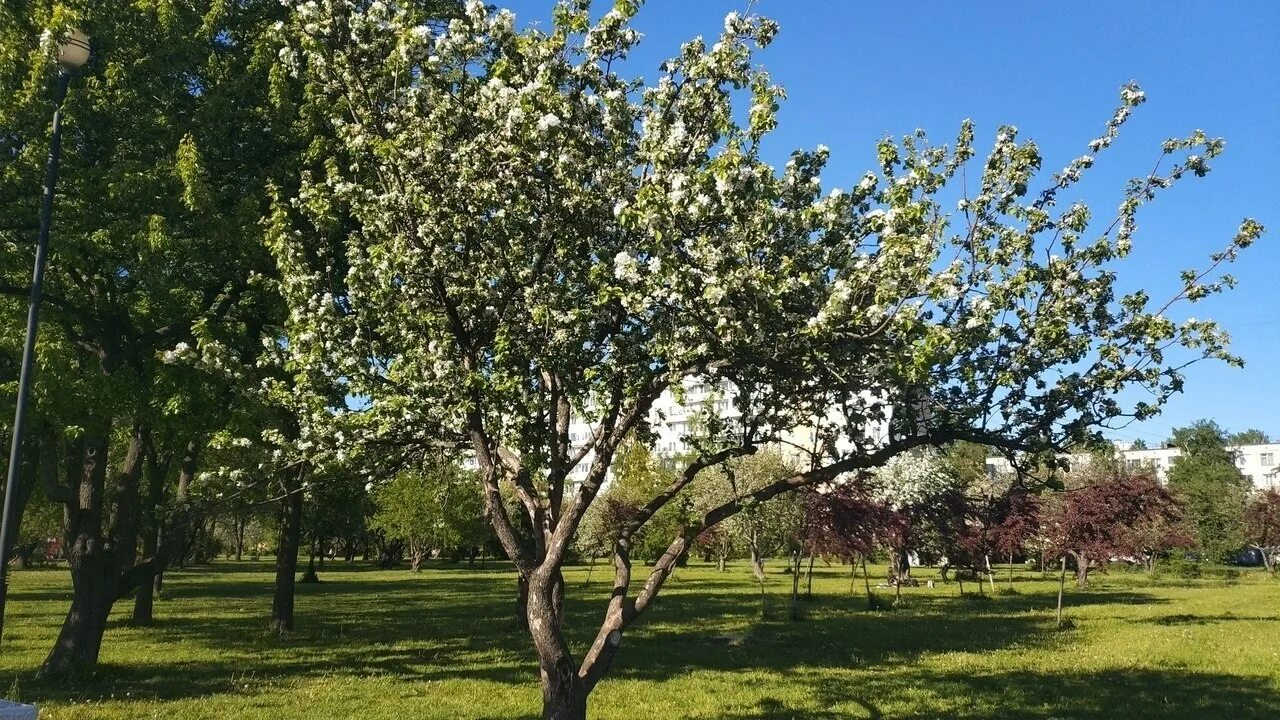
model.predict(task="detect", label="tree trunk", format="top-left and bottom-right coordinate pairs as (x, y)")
top-left (235, 517), bottom-right (245, 562)
top-left (270, 468), bottom-right (304, 633)
top-left (788, 551), bottom-right (801, 621)
top-left (157, 439), bottom-right (200, 596)
top-left (516, 573), bottom-right (530, 631)
top-left (860, 555), bottom-right (872, 604)
top-left (716, 552), bottom-right (726, 573)
top-left (1008, 552), bottom-right (1015, 589)
top-left (131, 530), bottom-right (158, 623)
top-left (132, 449), bottom-right (168, 624)
top-left (750, 546), bottom-right (768, 617)
top-left (40, 542), bottom-right (114, 677)
top-left (529, 569), bottom-right (588, 720)
top-left (748, 539), bottom-right (766, 583)
top-left (985, 555), bottom-right (996, 594)
top-left (109, 424), bottom-right (147, 575)
top-left (1071, 551), bottom-right (1089, 587)
top-left (40, 432), bottom-right (113, 678)
top-left (1056, 555), bottom-right (1068, 627)
top-left (805, 550), bottom-right (815, 598)
top-left (300, 537), bottom-right (319, 583)
top-left (1258, 546), bottom-right (1276, 573)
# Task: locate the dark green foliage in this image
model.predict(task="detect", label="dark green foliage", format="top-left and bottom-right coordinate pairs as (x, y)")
top-left (1167, 421), bottom-right (1249, 563)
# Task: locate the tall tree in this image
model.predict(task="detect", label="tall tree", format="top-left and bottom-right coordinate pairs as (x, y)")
top-left (1167, 420), bottom-right (1249, 562)
top-left (0, 0), bottom-right (298, 675)
top-left (279, 3), bottom-right (1260, 717)
top-left (1228, 428), bottom-right (1271, 446)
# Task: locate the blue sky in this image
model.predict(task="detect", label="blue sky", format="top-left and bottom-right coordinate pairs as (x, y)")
top-left (499, 1), bottom-right (1280, 446)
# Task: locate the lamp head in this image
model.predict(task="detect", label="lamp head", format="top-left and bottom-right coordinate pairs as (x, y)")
top-left (56, 29), bottom-right (90, 70)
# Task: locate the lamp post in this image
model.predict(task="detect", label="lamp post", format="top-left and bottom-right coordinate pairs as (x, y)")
top-left (0, 28), bottom-right (90, 646)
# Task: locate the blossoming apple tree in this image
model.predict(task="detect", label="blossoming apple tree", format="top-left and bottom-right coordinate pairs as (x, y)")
top-left (274, 1), bottom-right (1261, 717)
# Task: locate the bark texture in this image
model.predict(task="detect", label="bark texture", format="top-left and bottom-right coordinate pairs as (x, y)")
top-left (40, 432), bottom-right (113, 677)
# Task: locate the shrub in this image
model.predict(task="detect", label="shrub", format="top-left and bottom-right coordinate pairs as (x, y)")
top-left (1166, 556), bottom-right (1203, 580)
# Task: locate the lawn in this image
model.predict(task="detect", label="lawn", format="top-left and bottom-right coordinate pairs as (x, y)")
top-left (2, 559), bottom-right (1278, 719)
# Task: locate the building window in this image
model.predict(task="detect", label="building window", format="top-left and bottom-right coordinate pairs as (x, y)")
top-left (1262, 453), bottom-right (1274, 467)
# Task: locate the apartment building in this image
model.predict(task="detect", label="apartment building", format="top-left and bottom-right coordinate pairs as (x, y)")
top-left (985, 441), bottom-right (1280, 490)
top-left (565, 377), bottom-right (893, 481)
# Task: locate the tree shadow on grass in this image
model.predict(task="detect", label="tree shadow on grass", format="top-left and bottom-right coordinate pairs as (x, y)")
top-left (858, 667), bottom-right (1276, 720)
top-left (704, 668), bottom-right (1280, 720)
top-left (1146, 611), bottom-right (1279, 626)
top-left (602, 583), bottom-right (1174, 686)
top-left (0, 566), bottom-right (1198, 715)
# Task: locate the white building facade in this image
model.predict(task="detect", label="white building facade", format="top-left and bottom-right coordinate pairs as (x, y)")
top-left (565, 377), bottom-right (892, 482)
top-left (985, 442), bottom-right (1280, 491)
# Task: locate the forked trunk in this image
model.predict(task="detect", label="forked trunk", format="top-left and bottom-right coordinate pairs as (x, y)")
top-left (1254, 546), bottom-right (1274, 573)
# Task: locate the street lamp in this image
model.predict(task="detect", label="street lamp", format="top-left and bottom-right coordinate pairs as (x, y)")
top-left (0, 28), bottom-right (90, 645)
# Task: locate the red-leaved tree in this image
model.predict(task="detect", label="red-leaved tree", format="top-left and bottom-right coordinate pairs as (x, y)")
top-left (955, 489), bottom-right (1042, 592)
top-left (803, 481), bottom-right (884, 601)
top-left (1044, 467), bottom-right (1186, 625)
top-left (1245, 489), bottom-right (1280, 573)
top-left (1047, 468), bottom-right (1186, 586)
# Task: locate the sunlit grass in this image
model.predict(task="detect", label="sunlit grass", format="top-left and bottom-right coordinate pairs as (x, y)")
top-left (2, 558), bottom-right (1278, 718)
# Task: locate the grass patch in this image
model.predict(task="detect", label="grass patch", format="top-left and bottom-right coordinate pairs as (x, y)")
top-left (2, 560), bottom-right (1278, 718)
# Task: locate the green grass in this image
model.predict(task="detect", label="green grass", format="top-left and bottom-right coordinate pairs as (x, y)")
top-left (2, 559), bottom-right (1278, 719)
